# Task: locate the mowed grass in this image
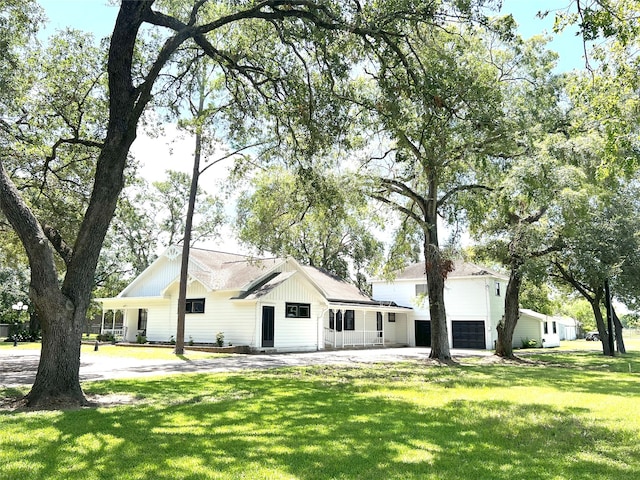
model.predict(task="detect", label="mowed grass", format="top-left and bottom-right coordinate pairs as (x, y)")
top-left (0, 341), bottom-right (227, 361)
top-left (1, 352), bottom-right (640, 480)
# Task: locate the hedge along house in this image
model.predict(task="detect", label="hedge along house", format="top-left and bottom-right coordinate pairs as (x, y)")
top-left (370, 260), bottom-right (551, 350)
top-left (97, 246), bottom-right (410, 352)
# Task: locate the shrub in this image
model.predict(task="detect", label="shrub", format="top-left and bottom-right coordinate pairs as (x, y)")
top-left (216, 332), bottom-right (224, 347)
top-left (97, 333), bottom-right (116, 342)
top-left (136, 334), bottom-right (147, 344)
top-left (521, 338), bottom-right (538, 349)
top-left (4, 328), bottom-right (40, 342)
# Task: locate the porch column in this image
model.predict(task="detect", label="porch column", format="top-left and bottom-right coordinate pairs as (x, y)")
top-left (362, 310), bottom-right (367, 345)
top-left (382, 311), bottom-right (385, 346)
top-left (100, 310), bottom-right (106, 334)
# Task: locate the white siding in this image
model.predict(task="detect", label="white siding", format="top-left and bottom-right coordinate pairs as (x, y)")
top-left (123, 256), bottom-right (182, 298)
top-left (513, 314), bottom-right (543, 348)
top-left (373, 281), bottom-right (425, 315)
top-left (260, 273), bottom-right (325, 351)
top-left (395, 314), bottom-right (408, 344)
top-left (145, 305), bottom-right (175, 342)
top-left (373, 275), bottom-right (505, 350)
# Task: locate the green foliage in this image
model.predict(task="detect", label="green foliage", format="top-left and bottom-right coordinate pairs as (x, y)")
top-left (519, 280), bottom-right (557, 315)
top-left (150, 170), bottom-right (225, 247)
top-left (0, 0), bottom-right (43, 102)
top-left (237, 167), bottom-right (383, 283)
top-left (619, 313), bottom-right (640, 329)
top-left (215, 331), bottom-right (224, 347)
top-left (96, 333), bottom-right (116, 343)
top-left (6, 325), bottom-right (39, 342)
top-left (560, 297), bottom-right (598, 332)
top-left (0, 261), bottom-right (29, 323)
top-left (520, 337), bottom-right (538, 349)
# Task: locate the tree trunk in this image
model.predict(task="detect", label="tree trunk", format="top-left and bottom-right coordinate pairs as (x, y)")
top-left (175, 132), bottom-right (203, 355)
top-left (589, 292), bottom-right (612, 356)
top-left (175, 66), bottom-right (207, 355)
top-left (422, 173), bottom-right (450, 360)
top-left (25, 306), bottom-right (87, 407)
top-left (495, 266), bottom-right (522, 358)
top-left (612, 309), bottom-right (626, 354)
top-left (604, 280), bottom-right (615, 357)
top-left (426, 243), bottom-right (450, 360)
top-left (0, 2), bottom-right (154, 408)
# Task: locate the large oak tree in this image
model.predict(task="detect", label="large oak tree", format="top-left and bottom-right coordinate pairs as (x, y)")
top-left (362, 23), bottom-right (518, 359)
top-left (1, 0), bottom-right (486, 407)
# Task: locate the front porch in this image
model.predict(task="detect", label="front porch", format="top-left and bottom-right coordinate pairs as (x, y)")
top-left (324, 328), bottom-right (384, 348)
top-left (322, 304), bottom-right (410, 349)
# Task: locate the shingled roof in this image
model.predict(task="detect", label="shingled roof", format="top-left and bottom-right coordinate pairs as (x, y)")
top-left (187, 248), bottom-right (283, 291)
top-left (391, 259), bottom-right (505, 280)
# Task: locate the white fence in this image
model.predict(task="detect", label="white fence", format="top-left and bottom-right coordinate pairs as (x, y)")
top-left (101, 328), bottom-right (125, 339)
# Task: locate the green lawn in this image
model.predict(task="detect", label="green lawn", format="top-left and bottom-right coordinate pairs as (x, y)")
top-left (1, 352), bottom-right (639, 479)
top-left (0, 342), bottom-right (227, 361)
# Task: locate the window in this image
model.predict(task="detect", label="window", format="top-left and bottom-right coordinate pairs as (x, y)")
top-left (415, 284), bottom-right (428, 296)
top-left (336, 310), bottom-right (343, 331)
top-left (286, 302), bottom-right (311, 318)
top-left (388, 312), bottom-right (396, 323)
top-left (186, 298), bottom-right (205, 314)
top-left (544, 322), bottom-right (549, 334)
top-left (552, 321), bottom-right (557, 334)
top-left (495, 282), bottom-right (501, 296)
top-left (137, 309), bottom-right (147, 331)
top-left (329, 309), bottom-right (335, 329)
top-left (377, 312), bottom-right (383, 337)
top-left (344, 310), bottom-right (355, 331)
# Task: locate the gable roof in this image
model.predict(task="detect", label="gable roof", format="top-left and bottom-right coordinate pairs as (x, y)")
top-left (113, 246), bottom-right (407, 309)
top-left (232, 271), bottom-right (295, 300)
top-left (186, 249), bottom-right (284, 291)
top-left (382, 259), bottom-right (507, 281)
top-left (300, 265), bottom-right (374, 304)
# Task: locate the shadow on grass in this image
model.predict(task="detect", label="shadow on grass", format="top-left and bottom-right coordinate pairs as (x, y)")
top-left (1, 369), bottom-right (639, 480)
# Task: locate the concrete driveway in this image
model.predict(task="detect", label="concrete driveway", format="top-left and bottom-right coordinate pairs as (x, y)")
top-left (0, 346), bottom-right (491, 388)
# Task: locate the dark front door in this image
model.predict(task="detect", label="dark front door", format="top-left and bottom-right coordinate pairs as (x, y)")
top-left (452, 321), bottom-right (486, 349)
top-left (415, 320), bottom-right (431, 347)
top-left (262, 306), bottom-right (275, 347)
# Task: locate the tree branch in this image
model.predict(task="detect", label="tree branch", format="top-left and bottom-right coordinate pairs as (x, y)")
top-left (41, 223), bottom-right (74, 266)
top-left (437, 183), bottom-right (493, 208)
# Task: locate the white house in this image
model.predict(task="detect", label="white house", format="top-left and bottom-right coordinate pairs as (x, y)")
top-left (371, 261), bottom-right (552, 350)
top-left (556, 316), bottom-right (579, 340)
top-left (98, 246), bottom-right (410, 352)
top-left (518, 309), bottom-right (560, 348)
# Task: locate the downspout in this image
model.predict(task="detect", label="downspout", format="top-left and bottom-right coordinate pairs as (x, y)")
top-left (485, 279), bottom-right (491, 349)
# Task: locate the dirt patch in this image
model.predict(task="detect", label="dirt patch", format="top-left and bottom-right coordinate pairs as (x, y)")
top-left (85, 393), bottom-right (141, 408)
top-left (0, 392), bottom-right (141, 412)
top-left (477, 355), bottom-right (534, 365)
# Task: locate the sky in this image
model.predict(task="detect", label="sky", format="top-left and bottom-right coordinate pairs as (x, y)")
top-left (38, 0), bottom-right (586, 70)
top-left (35, 0), bottom-right (588, 253)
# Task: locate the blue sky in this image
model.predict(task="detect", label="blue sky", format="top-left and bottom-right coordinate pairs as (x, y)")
top-left (39, 0), bottom-right (585, 72)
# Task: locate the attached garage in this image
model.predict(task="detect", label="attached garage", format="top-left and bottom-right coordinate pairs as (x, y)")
top-left (452, 320), bottom-right (486, 349)
top-left (415, 320), bottom-right (431, 347)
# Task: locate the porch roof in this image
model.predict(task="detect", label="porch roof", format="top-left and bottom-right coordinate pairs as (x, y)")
top-left (98, 296), bottom-right (170, 309)
top-left (326, 300), bottom-right (411, 312)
